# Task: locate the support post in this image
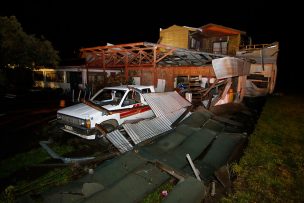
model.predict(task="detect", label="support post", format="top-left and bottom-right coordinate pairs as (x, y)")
top-left (186, 153), bottom-right (201, 181)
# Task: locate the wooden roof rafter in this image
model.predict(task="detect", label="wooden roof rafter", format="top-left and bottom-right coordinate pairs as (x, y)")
top-left (113, 54), bottom-right (126, 66)
top-left (81, 42), bottom-right (226, 68)
top-left (138, 50), bottom-right (154, 64)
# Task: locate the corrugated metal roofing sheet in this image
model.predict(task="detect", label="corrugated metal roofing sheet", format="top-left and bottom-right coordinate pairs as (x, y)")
top-left (123, 116), bottom-right (172, 144)
top-left (106, 130), bottom-right (133, 153)
top-left (108, 92), bottom-right (191, 150)
top-left (122, 108), bottom-right (190, 145)
top-left (165, 108), bottom-right (190, 123)
top-left (143, 91), bottom-right (191, 117)
top-left (121, 92), bottom-right (192, 146)
top-left (212, 57), bottom-right (250, 79)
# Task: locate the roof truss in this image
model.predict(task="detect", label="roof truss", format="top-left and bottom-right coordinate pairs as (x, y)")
top-left (80, 42), bottom-right (225, 68)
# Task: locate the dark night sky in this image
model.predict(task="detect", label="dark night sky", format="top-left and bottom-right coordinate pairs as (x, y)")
top-left (1, 0), bottom-right (302, 90)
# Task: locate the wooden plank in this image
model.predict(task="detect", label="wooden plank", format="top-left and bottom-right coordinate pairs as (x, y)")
top-left (211, 116), bottom-right (243, 127)
top-left (154, 160), bottom-right (187, 181)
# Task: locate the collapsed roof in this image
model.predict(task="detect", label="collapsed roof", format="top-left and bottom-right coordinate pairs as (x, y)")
top-left (80, 42), bottom-right (226, 68)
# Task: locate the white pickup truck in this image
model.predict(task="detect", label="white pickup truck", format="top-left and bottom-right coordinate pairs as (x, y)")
top-left (57, 85), bottom-right (155, 140)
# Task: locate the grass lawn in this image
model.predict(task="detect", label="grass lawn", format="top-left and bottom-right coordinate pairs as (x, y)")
top-left (0, 145), bottom-right (76, 202)
top-left (223, 94), bottom-right (304, 202)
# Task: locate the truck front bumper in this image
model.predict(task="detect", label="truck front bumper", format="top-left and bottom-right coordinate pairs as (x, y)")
top-left (57, 122), bottom-right (97, 140)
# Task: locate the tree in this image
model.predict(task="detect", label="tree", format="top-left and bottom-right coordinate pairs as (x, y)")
top-left (0, 16), bottom-right (60, 93)
top-left (0, 16), bottom-right (60, 69)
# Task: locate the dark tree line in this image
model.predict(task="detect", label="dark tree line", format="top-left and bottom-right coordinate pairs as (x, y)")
top-left (0, 16), bottom-right (60, 93)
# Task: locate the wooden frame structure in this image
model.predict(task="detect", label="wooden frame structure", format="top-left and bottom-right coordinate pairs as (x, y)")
top-left (80, 42), bottom-right (225, 88)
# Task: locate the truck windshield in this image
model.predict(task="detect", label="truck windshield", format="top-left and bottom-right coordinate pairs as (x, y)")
top-left (92, 89), bottom-right (126, 106)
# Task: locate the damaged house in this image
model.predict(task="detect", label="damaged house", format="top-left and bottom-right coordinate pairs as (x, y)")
top-left (156, 23), bottom-right (278, 97)
top-left (26, 23), bottom-right (280, 203)
top-left (33, 23), bottom-right (278, 106)
top-left (79, 23), bottom-right (257, 108)
top-left (159, 23), bottom-right (246, 55)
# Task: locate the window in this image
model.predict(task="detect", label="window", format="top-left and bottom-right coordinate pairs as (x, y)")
top-left (33, 71), bottom-right (44, 81)
top-left (122, 90), bottom-right (141, 106)
top-left (45, 72), bottom-right (56, 82)
top-left (56, 72), bottom-right (64, 83)
top-left (93, 89), bottom-right (126, 106)
top-left (213, 42), bottom-right (228, 55)
top-left (189, 37), bottom-right (201, 50)
top-left (43, 71), bottom-right (64, 82)
top-left (141, 88), bottom-right (151, 94)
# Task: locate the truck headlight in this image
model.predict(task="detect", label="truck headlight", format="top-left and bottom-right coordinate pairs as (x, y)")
top-left (57, 114), bottom-right (62, 120)
top-left (80, 119), bottom-right (91, 128)
top-left (80, 120), bottom-right (85, 126)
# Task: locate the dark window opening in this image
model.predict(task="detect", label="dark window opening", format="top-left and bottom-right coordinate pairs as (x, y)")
top-left (213, 41), bottom-right (228, 55)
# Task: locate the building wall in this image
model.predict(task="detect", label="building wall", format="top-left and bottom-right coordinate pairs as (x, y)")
top-left (33, 68), bottom-right (121, 92)
top-left (128, 69), bottom-right (154, 86)
top-left (201, 34), bottom-right (241, 55)
top-left (159, 25), bottom-right (243, 55)
top-left (157, 66), bottom-right (215, 91)
top-left (128, 66), bottom-right (215, 91)
top-left (159, 25), bottom-right (191, 48)
top-left (202, 37), bottom-right (215, 53)
top-left (227, 34), bottom-right (241, 55)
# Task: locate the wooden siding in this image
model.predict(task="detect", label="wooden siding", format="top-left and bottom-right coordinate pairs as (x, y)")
top-left (159, 25), bottom-right (193, 48)
top-left (128, 66), bottom-right (215, 91)
top-left (201, 34), bottom-right (241, 55)
top-left (202, 36), bottom-right (227, 53)
top-left (227, 34), bottom-right (240, 55)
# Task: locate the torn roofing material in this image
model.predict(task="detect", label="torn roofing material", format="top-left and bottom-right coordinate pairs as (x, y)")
top-left (212, 57), bottom-right (251, 79)
top-left (106, 130), bottom-right (133, 153)
top-left (31, 109), bottom-right (248, 203)
top-left (123, 116), bottom-right (172, 145)
top-left (142, 91), bottom-right (191, 117)
top-left (107, 91), bottom-right (191, 150)
top-left (80, 42), bottom-right (226, 68)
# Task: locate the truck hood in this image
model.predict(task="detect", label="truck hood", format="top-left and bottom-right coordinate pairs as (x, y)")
top-left (57, 103), bottom-right (118, 119)
top-left (58, 103), bottom-right (101, 119)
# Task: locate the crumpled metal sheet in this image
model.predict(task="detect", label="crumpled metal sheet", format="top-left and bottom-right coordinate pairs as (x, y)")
top-left (142, 91), bottom-right (191, 117)
top-left (123, 116), bottom-right (172, 144)
top-left (109, 92), bottom-right (191, 150)
top-left (106, 130), bottom-right (133, 153)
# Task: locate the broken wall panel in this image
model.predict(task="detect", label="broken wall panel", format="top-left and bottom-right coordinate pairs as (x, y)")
top-left (237, 42), bottom-right (279, 96)
top-left (212, 57), bottom-right (250, 79)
